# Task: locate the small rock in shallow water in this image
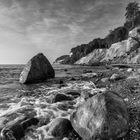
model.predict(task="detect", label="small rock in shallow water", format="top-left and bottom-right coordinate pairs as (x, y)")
top-left (70, 91), bottom-right (129, 140)
top-left (48, 118), bottom-right (73, 139)
top-left (52, 94), bottom-right (73, 103)
top-left (101, 77), bottom-right (109, 83)
top-left (127, 68), bottom-right (133, 72)
top-left (110, 73), bottom-right (125, 81)
top-left (0, 117), bottom-right (39, 140)
top-left (83, 70), bottom-right (92, 73)
top-left (65, 91), bottom-right (80, 98)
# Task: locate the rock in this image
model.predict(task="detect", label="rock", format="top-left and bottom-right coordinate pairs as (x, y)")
top-left (83, 70), bottom-right (92, 73)
top-left (52, 94), bottom-right (73, 103)
top-left (65, 91), bottom-right (80, 98)
top-left (59, 80), bottom-right (64, 84)
top-left (0, 117), bottom-right (39, 140)
top-left (21, 118), bottom-right (39, 129)
top-left (127, 68), bottom-right (133, 72)
top-left (48, 118), bottom-right (73, 138)
top-left (101, 77), bottom-right (109, 83)
top-left (137, 69), bottom-right (140, 74)
top-left (82, 73), bottom-right (97, 78)
top-left (64, 69), bottom-right (68, 72)
top-left (69, 77), bottom-right (76, 81)
top-left (110, 73), bottom-right (125, 81)
top-left (129, 26), bottom-right (140, 42)
top-left (70, 91), bottom-right (129, 140)
top-left (20, 53), bottom-right (55, 84)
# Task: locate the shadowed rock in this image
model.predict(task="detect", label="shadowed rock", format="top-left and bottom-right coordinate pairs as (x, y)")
top-left (48, 118), bottom-right (73, 139)
top-left (70, 91), bottom-right (129, 140)
top-left (20, 53), bottom-right (55, 84)
top-left (65, 91), bottom-right (80, 98)
top-left (52, 94), bottom-right (73, 103)
top-left (0, 118), bottom-right (39, 140)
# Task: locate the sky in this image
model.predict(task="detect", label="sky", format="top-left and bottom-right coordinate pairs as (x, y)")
top-left (0, 0), bottom-right (139, 64)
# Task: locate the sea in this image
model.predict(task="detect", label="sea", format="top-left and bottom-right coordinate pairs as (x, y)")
top-left (0, 64), bottom-right (106, 140)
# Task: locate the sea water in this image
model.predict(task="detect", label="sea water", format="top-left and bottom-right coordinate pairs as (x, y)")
top-left (0, 64), bottom-right (106, 140)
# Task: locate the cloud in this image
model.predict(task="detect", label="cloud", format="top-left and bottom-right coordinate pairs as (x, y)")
top-left (0, 0), bottom-right (140, 64)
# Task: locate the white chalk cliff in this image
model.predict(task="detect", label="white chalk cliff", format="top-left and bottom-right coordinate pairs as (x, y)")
top-left (75, 26), bottom-right (140, 65)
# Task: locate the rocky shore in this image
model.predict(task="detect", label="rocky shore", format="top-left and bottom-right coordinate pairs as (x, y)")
top-left (54, 26), bottom-right (140, 66)
top-left (0, 61), bottom-right (140, 140)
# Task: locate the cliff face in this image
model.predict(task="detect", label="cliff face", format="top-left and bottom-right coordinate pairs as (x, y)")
top-left (53, 55), bottom-right (70, 64)
top-left (75, 26), bottom-right (140, 65)
top-left (54, 26), bottom-right (128, 64)
top-left (102, 26), bottom-right (140, 64)
top-left (54, 26), bottom-right (140, 65)
top-left (75, 49), bottom-right (107, 65)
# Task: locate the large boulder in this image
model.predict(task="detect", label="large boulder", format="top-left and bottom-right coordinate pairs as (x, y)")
top-left (20, 53), bottom-right (55, 84)
top-left (70, 91), bottom-right (129, 140)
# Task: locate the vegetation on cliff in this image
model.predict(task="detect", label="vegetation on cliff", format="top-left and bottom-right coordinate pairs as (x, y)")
top-left (55, 2), bottom-right (140, 65)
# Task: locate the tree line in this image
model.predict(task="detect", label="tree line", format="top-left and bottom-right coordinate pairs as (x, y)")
top-left (125, 1), bottom-right (140, 29)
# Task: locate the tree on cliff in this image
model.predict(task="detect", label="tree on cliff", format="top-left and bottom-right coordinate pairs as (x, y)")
top-left (125, 2), bottom-right (140, 28)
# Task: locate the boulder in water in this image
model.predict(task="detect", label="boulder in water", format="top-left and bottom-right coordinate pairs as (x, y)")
top-left (70, 91), bottom-right (129, 140)
top-left (0, 117), bottom-right (39, 140)
top-left (52, 94), bottom-right (73, 103)
top-left (20, 53), bottom-right (55, 84)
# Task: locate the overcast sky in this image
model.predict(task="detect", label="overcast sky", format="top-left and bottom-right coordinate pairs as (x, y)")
top-left (0, 0), bottom-right (139, 64)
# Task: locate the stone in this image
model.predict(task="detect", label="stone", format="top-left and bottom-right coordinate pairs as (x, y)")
top-left (70, 91), bottom-right (129, 140)
top-left (101, 77), bottom-right (109, 83)
top-left (110, 73), bottom-right (125, 81)
top-left (129, 26), bottom-right (140, 42)
top-left (127, 68), bottom-right (133, 72)
top-left (52, 94), bottom-right (73, 103)
top-left (20, 53), bottom-right (55, 84)
top-left (83, 70), bottom-right (92, 73)
top-left (48, 118), bottom-right (73, 138)
top-left (65, 91), bottom-right (80, 98)
top-left (21, 118), bottom-right (39, 129)
top-left (0, 117), bottom-right (39, 140)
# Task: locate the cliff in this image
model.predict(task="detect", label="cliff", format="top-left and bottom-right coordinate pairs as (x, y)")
top-left (75, 26), bottom-right (140, 65)
top-left (54, 26), bottom-right (128, 65)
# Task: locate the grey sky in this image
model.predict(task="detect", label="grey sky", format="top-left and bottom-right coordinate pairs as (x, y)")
top-left (0, 0), bottom-right (139, 64)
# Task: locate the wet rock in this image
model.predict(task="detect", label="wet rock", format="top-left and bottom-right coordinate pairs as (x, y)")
top-left (20, 53), bottom-right (55, 84)
top-left (48, 118), bottom-right (73, 139)
top-left (110, 73), bottom-right (126, 81)
top-left (101, 77), bottom-right (109, 83)
top-left (83, 70), bottom-right (92, 73)
top-left (52, 94), bottom-right (73, 103)
top-left (64, 69), bottom-right (68, 72)
top-left (81, 91), bottom-right (93, 101)
top-left (59, 80), bottom-right (64, 84)
top-left (129, 26), bottom-right (140, 42)
top-left (21, 118), bottom-right (39, 129)
top-left (70, 91), bottom-right (129, 140)
top-left (127, 68), bottom-right (133, 72)
top-left (65, 91), bottom-right (80, 98)
top-left (0, 118), bottom-right (39, 140)
top-left (69, 77), bottom-right (76, 81)
top-left (82, 72), bottom-right (97, 78)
